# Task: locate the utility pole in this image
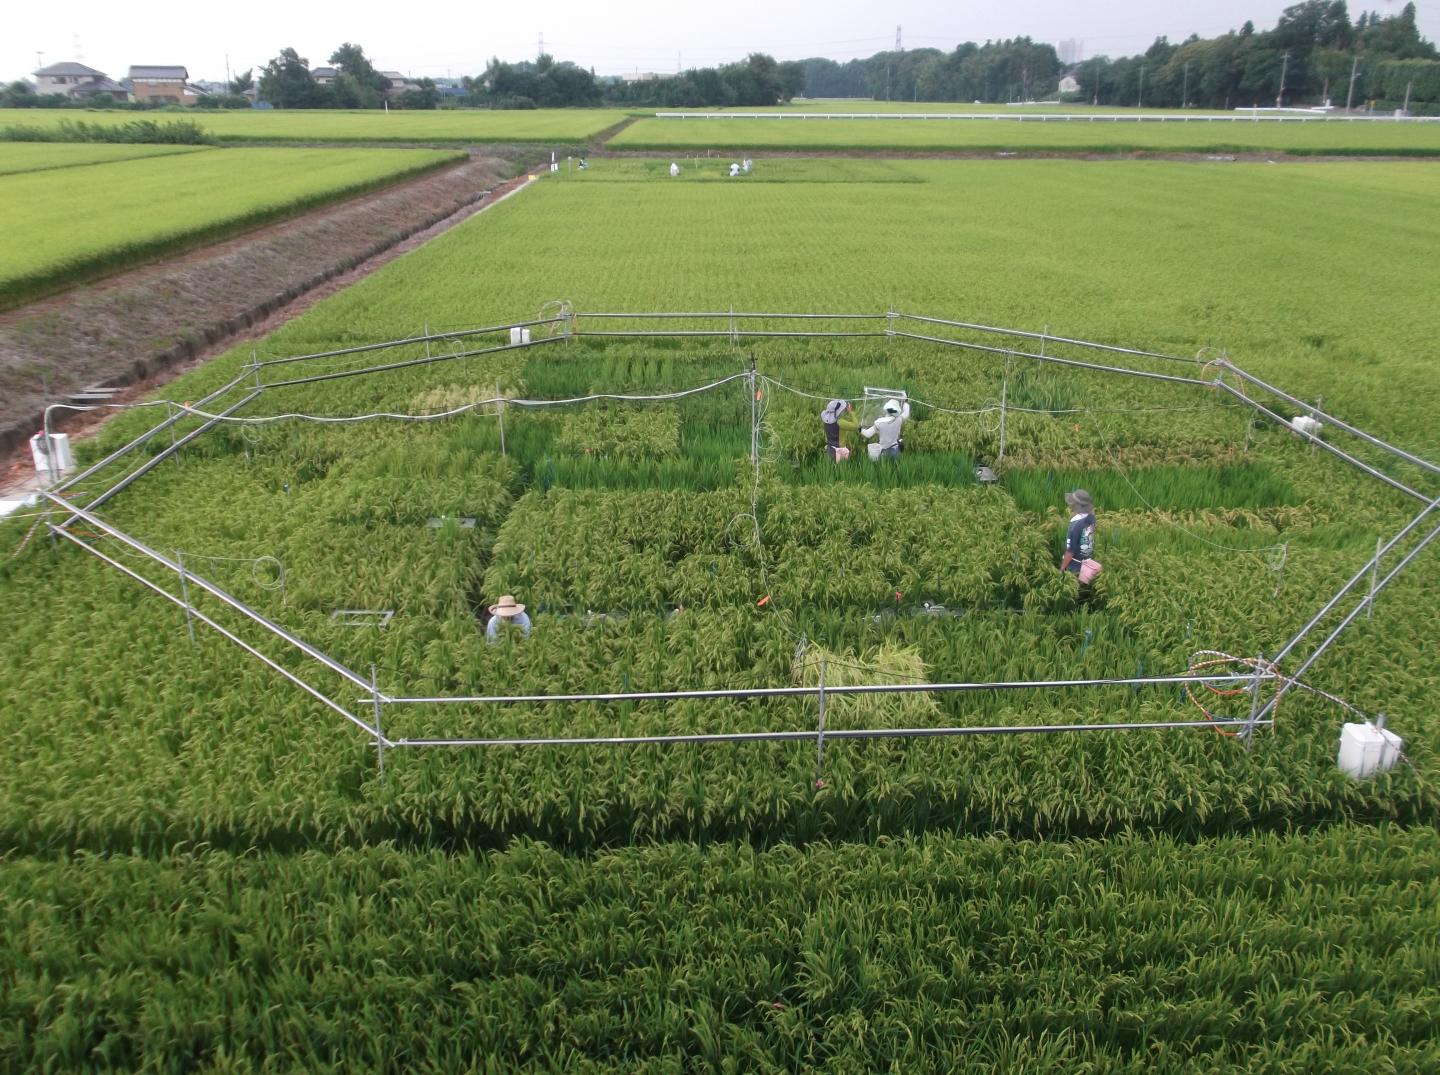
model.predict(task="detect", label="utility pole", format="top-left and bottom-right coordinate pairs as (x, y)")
top-left (1403, 79), bottom-right (1412, 113)
top-left (1346, 53), bottom-right (1360, 112)
top-left (1182, 61), bottom-right (1190, 108)
top-left (1093, 59), bottom-right (1100, 105)
top-left (35, 50), bottom-right (44, 71)
top-left (1276, 50), bottom-right (1289, 108)
top-left (1138, 63), bottom-right (1145, 108)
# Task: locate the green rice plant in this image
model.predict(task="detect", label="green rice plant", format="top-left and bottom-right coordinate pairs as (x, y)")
top-left (0, 146), bottom-right (467, 308)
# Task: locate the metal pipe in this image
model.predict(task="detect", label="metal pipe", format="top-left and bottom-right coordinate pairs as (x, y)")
top-left (53, 526), bottom-right (385, 742)
top-left (1220, 360), bottom-right (1440, 478)
top-left (575, 330), bottom-right (889, 340)
top-left (261, 337), bottom-right (564, 390)
top-left (60, 390), bottom-right (262, 521)
top-left (394, 717), bottom-right (1273, 749)
top-left (45, 494), bottom-right (380, 696)
top-left (574, 311), bottom-right (887, 321)
top-left (895, 331), bottom-right (1211, 387)
top-left (377, 672), bottom-right (1275, 707)
top-left (1216, 382), bottom-right (1428, 503)
top-left (898, 312), bottom-right (1196, 365)
top-left (52, 371), bottom-right (252, 495)
top-left (1269, 496), bottom-right (1440, 667)
top-left (1256, 516), bottom-right (1440, 722)
top-left (254, 317), bottom-right (568, 368)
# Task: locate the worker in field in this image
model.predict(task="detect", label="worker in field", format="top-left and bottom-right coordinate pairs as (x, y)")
top-left (862, 398), bottom-right (910, 460)
top-left (820, 399), bottom-right (856, 461)
top-left (485, 595), bottom-right (532, 641)
top-left (1059, 490), bottom-right (1102, 584)
top-left (669, 162), bottom-right (680, 177)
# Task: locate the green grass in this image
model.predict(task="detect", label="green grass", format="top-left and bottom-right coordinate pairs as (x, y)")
top-left (0, 145), bottom-right (465, 308)
top-left (0, 107), bottom-right (628, 144)
top-left (611, 115), bottom-right (1440, 154)
top-left (0, 140), bottom-right (211, 175)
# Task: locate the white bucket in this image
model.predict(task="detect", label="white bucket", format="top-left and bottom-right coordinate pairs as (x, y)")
top-left (1337, 721), bottom-right (1402, 779)
top-left (867, 442), bottom-right (882, 461)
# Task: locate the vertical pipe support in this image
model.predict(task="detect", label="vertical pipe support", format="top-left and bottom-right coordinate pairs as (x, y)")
top-left (495, 383), bottom-right (506, 457)
top-left (814, 656), bottom-right (828, 788)
top-left (1241, 652), bottom-right (1266, 748)
top-left (1368, 536), bottom-right (1382, 619)
top-left (175, 549), bottom-right (196, 648)
top-left (371, 663), bottom-right (385, 782)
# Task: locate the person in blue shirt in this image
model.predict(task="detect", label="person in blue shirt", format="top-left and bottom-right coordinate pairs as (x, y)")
top-left (1059, 489), bottom-right (1096, 576)
top-left (485, 595), bottom-right (532, 641)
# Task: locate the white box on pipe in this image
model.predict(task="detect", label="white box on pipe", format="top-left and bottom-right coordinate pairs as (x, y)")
top-left (1337, 721), bottom-right (1402, 779)
top-left (509, 327), bottom-right (531, 345)
top-left (30, 432), bottom-right (74, 477)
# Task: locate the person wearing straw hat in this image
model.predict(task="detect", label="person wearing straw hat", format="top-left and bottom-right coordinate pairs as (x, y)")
top-left (485, 595), bottom-right (532, 641)
top-left (1060, 490), bottom-right (1100, 583)
top-left (820, 399), bottom-right (856, 461)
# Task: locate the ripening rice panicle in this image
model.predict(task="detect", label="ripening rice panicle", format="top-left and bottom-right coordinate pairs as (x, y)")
top-left (792, 642), bottom-right (939, 726)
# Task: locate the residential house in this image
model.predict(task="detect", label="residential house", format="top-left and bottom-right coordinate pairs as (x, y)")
top-left (31, 62), bottom-right (128, 102)
top-left (379, 71), bottom-right (417, 96)
top-left (128, 65), bottom-right (198, 105)
top-left (310, 67), bottom-right (338, 86)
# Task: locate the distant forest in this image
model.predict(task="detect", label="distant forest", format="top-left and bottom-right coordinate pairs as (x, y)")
top-left (485, 1), bottom-right (1438, 111)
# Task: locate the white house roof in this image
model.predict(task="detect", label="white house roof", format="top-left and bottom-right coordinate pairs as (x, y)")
top-left (34, 62), bottom-right (106, 77)
top-left (129, 65), bottom-right (189, 80)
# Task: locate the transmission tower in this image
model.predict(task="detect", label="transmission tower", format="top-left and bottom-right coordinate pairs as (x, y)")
top-left (538, 32), bottom-right (545, 60)
top-left (895, 25), bottom-right (903, 51)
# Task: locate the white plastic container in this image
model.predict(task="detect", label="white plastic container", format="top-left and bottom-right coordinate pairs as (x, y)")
top-left (30, 432), bottom-right (74, 477)
top-left (867, 442), bottom-right (883, 461)
top-left (1337, 721), bottom-right (1403, 779)
top-left (509, 327), bottom-right (531, 345)
top-left (1290, 415), bottom-right (1323, 437)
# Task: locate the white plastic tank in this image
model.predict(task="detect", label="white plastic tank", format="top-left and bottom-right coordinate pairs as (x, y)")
top-left (1337, 721), bottom-right (1402, 779)
top-left (1290, 415), bottom-right (1323, 437)
top-left (30, 432), bottom-right (74, 477)
top-left (509, 327), bottom-right (531, 345)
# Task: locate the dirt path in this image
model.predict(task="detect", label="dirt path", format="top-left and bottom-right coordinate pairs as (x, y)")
top-left (0, 150), bottom-right (541, 471)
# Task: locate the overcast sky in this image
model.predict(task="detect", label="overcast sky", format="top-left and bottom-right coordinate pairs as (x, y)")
top-left (8, 0), bottom-right (1439, 84)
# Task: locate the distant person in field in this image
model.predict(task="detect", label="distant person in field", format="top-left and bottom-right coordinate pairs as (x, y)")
top-left (820, 399), bottom-right (857, 461)
top-left (669, 162), bottom-right (680, 177)
top-left (729, 162), bottom-right (740, 177)
top-left (862, 398), bottom-right (910, 460)
top-left (578, 157), bottom-right (588, 170)
top-left (485, 595), bottom-right (532, 641)
top-left (743, 157), bottom-right (752, 173)
top-left (1059, 489), bottom-right (1100, 583)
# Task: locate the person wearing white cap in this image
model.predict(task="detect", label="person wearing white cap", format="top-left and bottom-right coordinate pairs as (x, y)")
top-left (862, 398), bottom-right (910, 460)
top-left (1059, 490), bottom-right (1099, 581)
top-left (485, 595), bottom-right (532, 641)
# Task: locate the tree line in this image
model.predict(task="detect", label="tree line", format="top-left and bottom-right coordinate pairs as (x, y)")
top-left (3, 2), bottom-right (1434, 112)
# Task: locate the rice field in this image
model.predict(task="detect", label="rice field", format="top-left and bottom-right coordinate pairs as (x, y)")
top-left (3, 153), bottom-right (1438, 1067)
top-left (0, 106), bottom-right (629, 144)
top-left (0, 141), bottom-right (211, 176)
top-left (0, 145), bottom-right (466, 308)
top-left (611, 114), bottom-right (1440, 154)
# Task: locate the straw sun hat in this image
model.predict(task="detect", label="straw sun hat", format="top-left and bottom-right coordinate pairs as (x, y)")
top-left (488, 595), bottom-right (525, 617)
